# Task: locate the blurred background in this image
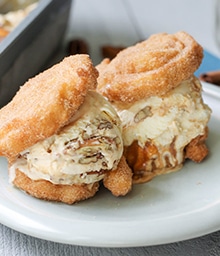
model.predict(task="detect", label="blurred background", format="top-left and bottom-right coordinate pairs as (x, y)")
top-left (67, 0), bottom-right (219, 68)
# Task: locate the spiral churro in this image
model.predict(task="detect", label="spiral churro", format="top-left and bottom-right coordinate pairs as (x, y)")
top-left (97, 31), bottom-right (203, 103)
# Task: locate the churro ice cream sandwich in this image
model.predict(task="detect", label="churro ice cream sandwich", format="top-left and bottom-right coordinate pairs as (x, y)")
top-left (0, 55), bottom-right (132, 203)
top-left (96, 31), bottom-right (212, 184)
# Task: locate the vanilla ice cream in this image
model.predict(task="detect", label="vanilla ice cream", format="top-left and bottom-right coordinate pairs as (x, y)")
top-left (10, 91), bottom-right (123, 185)
top-left (111, 76), bottom-right (212, 180)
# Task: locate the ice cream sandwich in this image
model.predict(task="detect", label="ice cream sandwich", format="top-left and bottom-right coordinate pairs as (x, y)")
top-left (0, 55), bottom-right (132, 203)
top-left (97, 31), bottom-right (212, 183)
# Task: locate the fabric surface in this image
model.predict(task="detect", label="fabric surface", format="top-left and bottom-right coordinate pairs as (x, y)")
top-left (1, 223), bottom-right (220, 256)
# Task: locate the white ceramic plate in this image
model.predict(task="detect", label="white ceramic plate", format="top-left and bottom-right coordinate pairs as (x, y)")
top-left (0, 82), bottom-right (220, 248)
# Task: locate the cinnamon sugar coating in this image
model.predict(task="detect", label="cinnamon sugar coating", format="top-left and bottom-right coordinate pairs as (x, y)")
top-left (0, 55), bottom-right (98, 159)
top-left (97, 31), bottom-right (203, 103)
top-left (13, 169), bottom-right (100, 204)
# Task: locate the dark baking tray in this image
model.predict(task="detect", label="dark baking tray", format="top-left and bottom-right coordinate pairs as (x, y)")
top-left (0, 0), bottom-right (72, 107)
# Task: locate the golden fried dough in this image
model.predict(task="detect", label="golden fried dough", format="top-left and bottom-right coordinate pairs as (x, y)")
top-left (13, 169), bottom-right (99, 204)
top-left (0, 55), bottom-right (98, 159)
top-left (103, 156), bottom-right (132, 196)
top-left (97, 31), bottom-right (203, 103)
top-left (185, 127), bottom-right (209, 163)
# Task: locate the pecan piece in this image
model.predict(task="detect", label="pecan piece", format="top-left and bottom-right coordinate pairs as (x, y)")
top-left (67, 39), bottom-right (89, 55)
top-left (101, 45), bottom-right (125, 59)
